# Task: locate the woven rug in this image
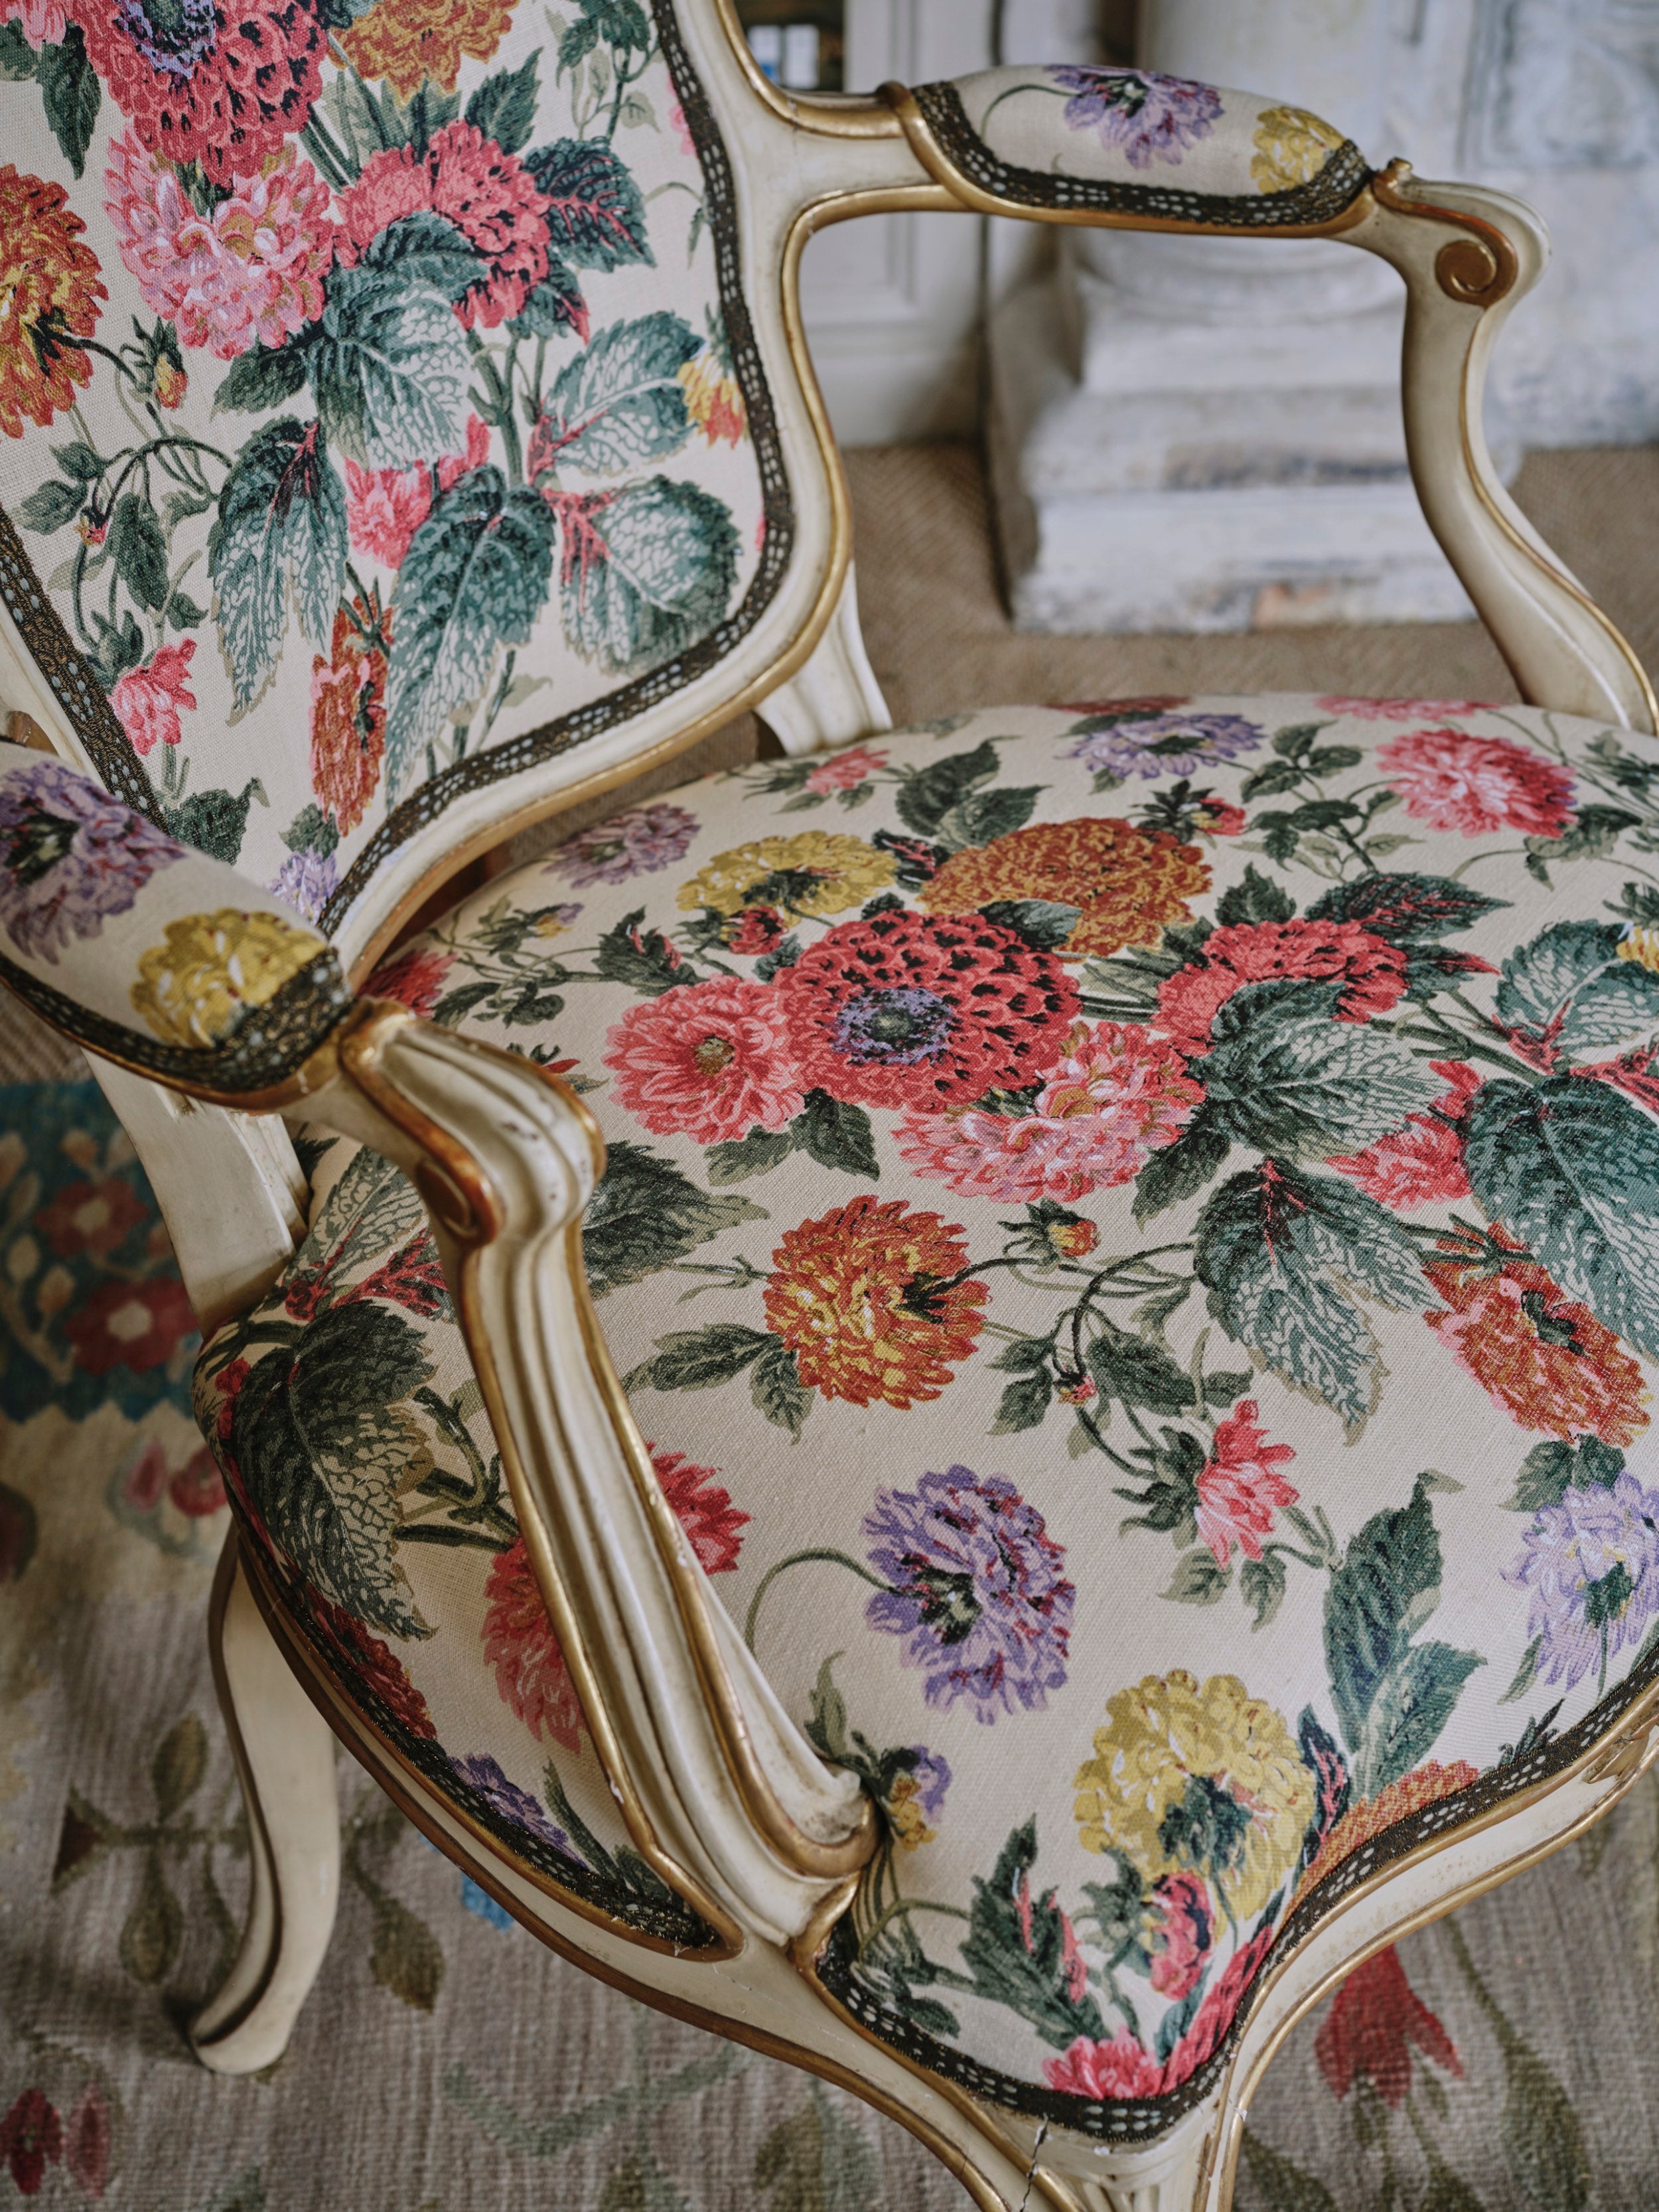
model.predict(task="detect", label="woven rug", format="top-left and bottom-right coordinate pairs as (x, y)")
top-left (6, 443), bottom-right (1659, 2209)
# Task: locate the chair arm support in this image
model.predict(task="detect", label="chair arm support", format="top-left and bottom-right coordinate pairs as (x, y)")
top-left (888, 64), bottom-right (1370, 236)
top-left (0, 740), bottom-right (352, 1100)
top-left (295, 1003), bottom-right (874, 1949)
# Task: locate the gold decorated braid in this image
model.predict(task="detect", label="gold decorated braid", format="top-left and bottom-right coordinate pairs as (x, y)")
top-left (906, 79), bottom-right (1372, 231)
top-left (0, 940), bottom-right (354, 1093)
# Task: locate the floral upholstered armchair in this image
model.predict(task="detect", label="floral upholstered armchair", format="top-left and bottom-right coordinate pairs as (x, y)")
top-left (2, 7), bottom-right (1658, 2206)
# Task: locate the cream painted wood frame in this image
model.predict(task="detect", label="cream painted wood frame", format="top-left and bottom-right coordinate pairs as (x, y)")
top-left (5, 6), bottom-right (1659, 2205)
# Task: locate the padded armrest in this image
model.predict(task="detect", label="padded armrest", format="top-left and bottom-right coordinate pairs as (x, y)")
top-left (0, 742), bottom-right (350, 1096)
top-left (899, 64), bottom-right (1369, 231)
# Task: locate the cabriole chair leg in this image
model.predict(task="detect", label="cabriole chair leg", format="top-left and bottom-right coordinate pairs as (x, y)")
top-left (190, 1532), bottom-right (341, 2075)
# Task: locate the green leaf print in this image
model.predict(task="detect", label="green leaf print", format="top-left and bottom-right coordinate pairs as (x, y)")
top-left (1463, 1074), bottom-right (1659, 1358)
top-left (749, 1336), bottom-right (811, 1436)
top-left (796, 1090), bottom-right (879, 1179)
top-left (386, 465), bottom-right (556, 788)
top-left (208, 419), bottom-right (348, 706)
top-left (1195, 1162), bottom-right (1431, 1432)
top-left (958, 1822), bottom-right (1107, 2049)
top-left (1495, 919), bottom-right (1659, 1063)
top-left (546, 312), bottom-right (699, 474)
top-left (35, 25), bottom-right (99, 178)
top-left (526, 136), bottom-right (652, 271)
top-left (582, 1140), bottom-right (766, 1295)
top-left (557, 475), bottom-right (738, 676)
top-left (361, 210), bottom-right (486, 303)
top-left (231, 1299), bottom-right (435, 1637)
top-left (465, 48), bottom-right (541, 155)
top-left (308, 265), bottom-right (471, 469)
top-left (1324, 1476), bottom-right (1480, 1795)
top-left (213, 336), bottom-right (310, 415)
top-left (108, 492), bottom-right (169, 612)
top-left (1306, 871), bottom-right (1508, 941)
top-left (622, 1323), bottom-right (771, 1394)
top-left (1133, 1112), bottom-right (1230, 1223)
top-left (1193, 980), bottom-right (1440, 1161)
top-left (891, 739), bottom-right (1000, 842)
top-left (1216, 864), bottom-right (1296, 926)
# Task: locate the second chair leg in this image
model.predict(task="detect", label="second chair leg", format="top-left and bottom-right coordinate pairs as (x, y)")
top-left (190, 1533), bottom-right (341, 2075)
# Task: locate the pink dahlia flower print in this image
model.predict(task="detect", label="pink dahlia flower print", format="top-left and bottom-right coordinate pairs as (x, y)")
top-left (542, 801), bottom-right (699, 887)
top-left (1, 0), bottom-right (65, 44)
top-left (1149, 1872), bottom-right (1212, 2000)
top-left (805, 744), bottom-right (888, 795)
top-left (896, 1020), bottom-right (1200, 1203)
top-left (1316, 696), bottom-right (1496, 721)
top-left (863, 1466), bottom-right (1074, 1722)
top-left (1044, 2027), bottom-right (1165, 2099)
top-left (105, 131), bottom-right (335, 360)
top-left (1331, 1059), bottom-right (1480, 1209)
top-left (1156, 918), bottom-right (1409, 1055)
top-left (1050, 66), bottom-right (1222, 169)
top-left (111, 637), bottom-right (196, 755)
top-left (345, 413), bottom-right (490, 569)
top-left (74, 0), bottom-right (326, 186)
top-left (0, 757), bottom-right (183, 960)
top-left (603, 976), bottom-right (805, 1145)
top-left (1195, 1399), bottom-right (1298, 1566)
top-left (337, 122), bottom-right (551, 330)
top-left (482, 1536), bottom-right (585, 1752)
top-left (362, 943), bottom-right (454, 1016)
top-left (648, 1444), bottom-right (748, 1574)
top-left (1377, 727), bottom-right (1575, 838)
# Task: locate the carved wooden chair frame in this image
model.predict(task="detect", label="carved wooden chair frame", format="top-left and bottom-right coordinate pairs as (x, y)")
top-left (5, 7), bottom-right (1656, 2207)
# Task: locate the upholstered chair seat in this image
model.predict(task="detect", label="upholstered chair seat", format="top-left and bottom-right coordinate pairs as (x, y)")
top-left (194, 694), bottom-right (1659, 2133)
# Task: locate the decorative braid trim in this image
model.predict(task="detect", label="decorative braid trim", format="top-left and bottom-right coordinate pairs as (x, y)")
top-left (0, 508), bottom-right (165, 827)
top-left (822, 1632), bottom-right (1659, 2142)
top-left (910, 80), bottom-right (1372, 229)
top-left (241, 1528), bottom-right (721, 1951)
top-left (0, 943), bottom-right (353, 1092)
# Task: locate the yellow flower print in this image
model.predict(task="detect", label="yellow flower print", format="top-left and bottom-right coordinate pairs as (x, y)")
top-left (1250, 106), bottom-right (1346, 192)
top-left (678, 832), bottom-right (898, 921)
top-left (1618, 927), bottom-right (1659, 976)
top-left (131, 909), bottom-right (326, 1050)
top-left (1073, 1669), bottom-right (1313, 1922)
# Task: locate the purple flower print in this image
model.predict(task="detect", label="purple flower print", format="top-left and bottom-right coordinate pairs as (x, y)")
top-left (269, 847), bottom-right (339, 924)
top-left (1050, 66), bottom-right (1223, 171)
top-left (1068, 711), bottom-right (1265, 782)
top-left (0, 757), bottom-right (183, 962)
top-left (543, 801), bottom-right (699, 888)
top-left (902, 1744), bottom-right (952, 1823)
top-left (1506, 1471), bottom-right (1659, 1693)
top-left (451, 1753), bottom-right (575, 1856)
top-left (863, 1466), bottom-right (1074, 1722)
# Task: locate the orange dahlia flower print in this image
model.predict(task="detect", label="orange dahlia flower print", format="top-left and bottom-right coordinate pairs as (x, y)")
top-left (1425, 1228), bottom-right (1650, 1448)
top-left (922, 818), bottom-right (1208, 958)
top-left (0, 167), bottom-right (104, 437)
top-left (342, 0), bottom-right (517, 100)
top-left (1294, 1760), bottom-right (1479, 1908)
top-left (764, 1195), bottom-right (987, 1409)
top-left (309, 604), bottom-right (388, 836)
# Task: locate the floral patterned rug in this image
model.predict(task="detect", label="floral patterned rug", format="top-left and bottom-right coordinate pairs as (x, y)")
top-left (4, 1032), bottom-right (1657, 2210)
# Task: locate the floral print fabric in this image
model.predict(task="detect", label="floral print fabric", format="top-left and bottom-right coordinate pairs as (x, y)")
top-left (195, 695), bottom-right (1659, 2128)
top-left (0, 0), bottom-right (766, 928)
top-left (0, 741), bottom-right (338, 1067)
top-left (943, 66), bottom-right (1352, 202)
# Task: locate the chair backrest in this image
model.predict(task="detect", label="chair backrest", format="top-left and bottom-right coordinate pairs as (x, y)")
top-left (0, 0), bottom-right (869, 972)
